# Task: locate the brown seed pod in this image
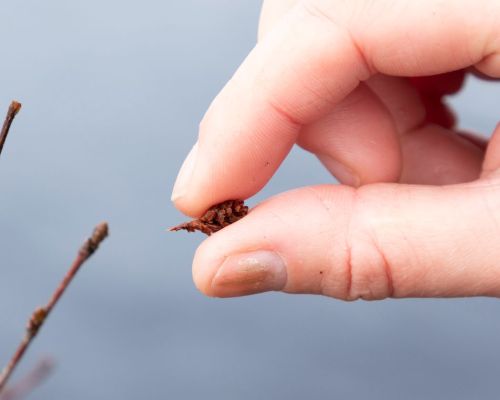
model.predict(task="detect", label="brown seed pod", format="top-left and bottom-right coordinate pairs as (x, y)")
top-left (170, 200), bottom-right (248, 236)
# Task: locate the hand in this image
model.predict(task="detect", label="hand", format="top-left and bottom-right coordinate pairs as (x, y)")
top-left (171, 0), bottom-right (500, 299)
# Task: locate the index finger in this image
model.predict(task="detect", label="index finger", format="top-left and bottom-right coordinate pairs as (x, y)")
top-left (172, 0), bottom-right (500, 216)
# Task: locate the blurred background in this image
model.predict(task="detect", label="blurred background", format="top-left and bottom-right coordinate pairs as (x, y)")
top-left (0, 1), bottom-right (499, 399)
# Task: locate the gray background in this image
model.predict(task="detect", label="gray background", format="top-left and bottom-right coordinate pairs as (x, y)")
top-left (0, 1), bottom-right (499, 399)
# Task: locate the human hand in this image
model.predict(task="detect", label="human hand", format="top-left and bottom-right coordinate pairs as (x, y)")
top-left (172, 0), bottom-right (500, 299)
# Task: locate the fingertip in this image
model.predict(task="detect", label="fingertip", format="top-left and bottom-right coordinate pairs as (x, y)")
top-left (192, 239), bottom-right (220, 297)
top-left (190, 185), bottom-right (356, 298)
top-left (171, 142), bottom-right (205, 218)
top-left (317, 154), bottom-right (361, 187)
top-left (210, 250), bottom-right (287, 298)
top-left (172, 195), bottom-right (208, 219)
top-left (298, 84), bottom-right (402, 186)
top-left (475, 53), bottom-right (500, 78)
top-left (400, 124), bottom-right (483, 185)
top-left (191, 226), bottom-right (289, 298)
top-left (481, 122), bottom-right (500, 178)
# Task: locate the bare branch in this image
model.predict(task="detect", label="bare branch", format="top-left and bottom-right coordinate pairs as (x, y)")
top-left (0, 222), bottom-right (109, 394)
top-left (0, 101), bottom-right (22, 158)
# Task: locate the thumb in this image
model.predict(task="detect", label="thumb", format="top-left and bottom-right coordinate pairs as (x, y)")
top-left (192, 181), bottom-right (500, 299)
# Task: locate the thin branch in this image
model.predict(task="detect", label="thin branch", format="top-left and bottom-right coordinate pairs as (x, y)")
top-left (0, 358), bottom-right (55, 400)
top-left (0, 222), bottom-right (109, 394)
top-left (0, 101), bottom-right (22, 158)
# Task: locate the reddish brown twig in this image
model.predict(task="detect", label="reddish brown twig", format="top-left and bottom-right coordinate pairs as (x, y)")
top-left (0, 358), bottom-right (55, 400)
top-left (0, 101), bottom-right (22, 158)
top-left (0, 222), bottom-right (109, 394)
top-left (170, 200), bottom-right (248, 236)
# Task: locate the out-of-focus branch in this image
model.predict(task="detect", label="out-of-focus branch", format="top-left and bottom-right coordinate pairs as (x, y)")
top-left (0, 222), bottom-right (109, 394)
top-left (0, 101), bottom-right (22, 158)
top-left (0, 358), bottom-right (55, 400)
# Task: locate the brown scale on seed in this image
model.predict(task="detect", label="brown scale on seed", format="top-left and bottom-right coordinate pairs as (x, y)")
top-left (170, 200), bottom-right (248, 236)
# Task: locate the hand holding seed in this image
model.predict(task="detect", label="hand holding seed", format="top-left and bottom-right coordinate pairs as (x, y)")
top-left (172, 0), bottom-right (500, 299)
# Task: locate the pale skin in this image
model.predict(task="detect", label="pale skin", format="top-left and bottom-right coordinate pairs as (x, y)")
top-left (172, 0), bottom-right (500, 300)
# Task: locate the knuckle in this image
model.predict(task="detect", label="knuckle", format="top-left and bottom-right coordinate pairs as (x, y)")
top-left (343, 190), bottom-right (394, 301)
top-left (304, 185), bottom-right (393, 301)
top-left (345, 237), bottom-right (394, 300)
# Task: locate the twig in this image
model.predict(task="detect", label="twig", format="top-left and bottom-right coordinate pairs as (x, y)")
top-left (0, 101), bottom-right (22, 158)
top-left (0, 222), bottom-right (109, 394)
top-left (0, 358), bottom-right (55, 400)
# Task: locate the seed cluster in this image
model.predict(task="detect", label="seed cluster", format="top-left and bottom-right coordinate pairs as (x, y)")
top-left (170, 200), bottom-right (248, 236)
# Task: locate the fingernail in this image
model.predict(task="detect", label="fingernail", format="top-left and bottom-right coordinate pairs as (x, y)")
top-left (317, 154), bottom-right (360, 187)
top-left (211, 251), bottom-right (287, 297)
top-left (171, 142), bottom-right (198, 202)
